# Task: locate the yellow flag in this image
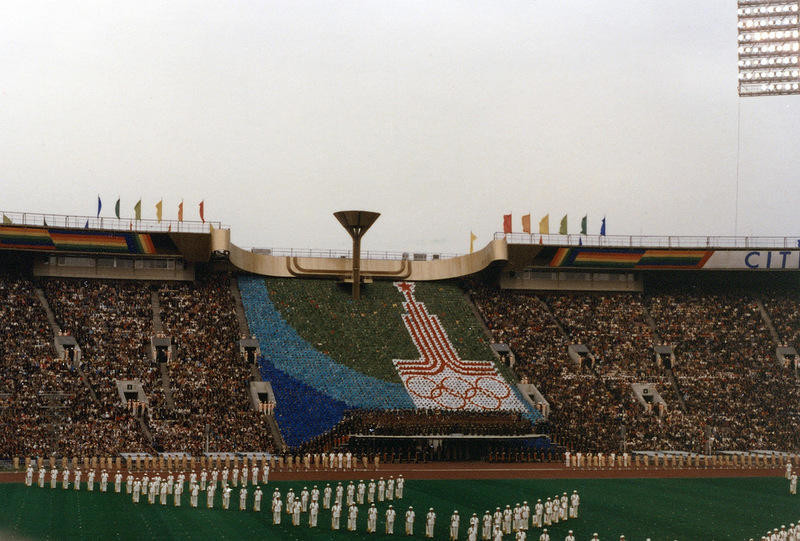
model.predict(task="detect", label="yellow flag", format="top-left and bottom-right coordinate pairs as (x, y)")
top-left (469, 232), bottom-right (478, 254)
top-left (2, 214), bottom-right (11, 225)
top-left (155, 199), bottom-right (163, 222)
top-left (539, 214), bottom-right (549, 234)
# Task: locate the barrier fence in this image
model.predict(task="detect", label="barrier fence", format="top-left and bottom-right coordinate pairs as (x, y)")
top-left (0, 210), bottom-right (222, 234)
top-left (496, 232), bottom-right (800, 249)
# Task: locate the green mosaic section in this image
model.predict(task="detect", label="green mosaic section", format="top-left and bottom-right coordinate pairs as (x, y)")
top-left (264, 279), bottom-right (495, 384)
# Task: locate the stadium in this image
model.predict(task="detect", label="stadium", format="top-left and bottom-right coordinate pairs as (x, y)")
top-left (3, 1), bottom-right (800, 540)
top-left (1, 210), bottom-right (800, 540)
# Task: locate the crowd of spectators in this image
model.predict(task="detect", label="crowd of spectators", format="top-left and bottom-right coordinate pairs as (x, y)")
top-left (334, 408), bottom-right (534, 436)
top-left (0, 273), bottom-right (274, 458)
top-left (648, 286), bottom-right (800, 450)
top-left (0, 274), bottom-right (151, 457)
top-left (471, 283), bottom-right (800, 454)
top-left (152, 274), bottom-right (273, 454)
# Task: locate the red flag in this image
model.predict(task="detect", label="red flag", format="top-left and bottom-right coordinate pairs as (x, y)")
top-left (199, 200), bottom-right (205, 223)
top-left (521, 214), bottom-right (531, 234)
top-left (539, 235), bottom-right (543, 245)
top-left (178, 201), bottom-right (184, 222)
top-left (503, 214), bottom-right (512, 234)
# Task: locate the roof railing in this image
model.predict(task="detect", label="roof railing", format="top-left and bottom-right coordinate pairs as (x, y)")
top-left (249, 247), bottom-right (461, 261)
top-left (494, 232), bottom-right (800, 249)
top-left (0, 210), bottom-right (222, 233)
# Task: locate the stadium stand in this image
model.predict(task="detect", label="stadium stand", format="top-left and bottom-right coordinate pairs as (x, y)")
top-left (152, 274), bottom-right (274, 453)
top-left (1, 274), bottom-right (151, 457)
top-left (472, 283), bottom-right (800, 453)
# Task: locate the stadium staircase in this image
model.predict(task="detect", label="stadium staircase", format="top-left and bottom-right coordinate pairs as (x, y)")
top-left (756, 297), bottom-right (781, 346)
top-left (230, 278), bottom-right (288, 451)
top-left (35, 287), bottom-right (99, 404)
top-left (641, 304), bottom-right (686, 412)
top-left (229, 278), bottom-right (251, 336)
top-left (150, 290), bottom-right (175, 410)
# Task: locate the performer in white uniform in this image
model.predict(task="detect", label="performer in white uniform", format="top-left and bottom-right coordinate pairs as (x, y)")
top-left (253, 487), bottom-right (262, 512)
top-left (569, 491), bottom-right (580, 518)
top-left (386, 505), bottom-right (397, 534)
top-left (387, 476), bottom-right (395, 500)
top-left (292, 500), bottom-right (301, 525)
top-left (357, 480), bottom-right (366, 504)
top-left (450, 510), bottom-right (460, 540)
top-left (367, 503), bottom-right (378, 533)
top-left (405, 506), bottom-right (416, 535)
top-left (335, 483), bottom-right (343, 506)
top-left (101, 471), bottom-right (109, 493)
top-left (132, 480), bottom-right (141, 503)
top-left (396, 475), bottom-right (405, 499)
top-left (37, 467), bottom-right (45, 488)
top-left (521, 501), bottom-right (530, 531)
top-left (347, 503), bottom-right (358, 531)
top-left (482, 510), bottom-right (493, 541)
top-left (174, 482), bottom-right (183, 507)
top-left (50, 468), bottom-right (58, 489)
top-left (295, 486), bottom-right (306, 512)
top-left (25, 466), bottom-right (33, 487)
top-left (323, 484), bottom-right (332, 509)
top-left (378, 478), bottom-right (386, 502)
top-left (309, 500), bottom-right (319, 527)
top-left (331, 502), bottom-right (342, 530)
top-left (425, 508), bottom-right (437, 538)
top-left (207, 485), bottom-right (216, 508)
top-left (190, 484), bottom-right (199, 508)
top-left (262, 463), bottom-right (270, 484)
top-left (368, 479), bottom-right (376, 503)
top-left (272, 496), bottom-right (282, 524)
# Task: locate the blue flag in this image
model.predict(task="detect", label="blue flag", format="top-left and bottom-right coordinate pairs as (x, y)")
top-left (84, 220), bottom-right (89, 229)
top-left (600, 217), bottom-right (606, 236)
top-left (97, 196), bottom-right (102, 218)
top-left (579, 237), bottom-right (583, 246)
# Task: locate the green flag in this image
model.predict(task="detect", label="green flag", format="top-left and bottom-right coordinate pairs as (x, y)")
top-left (559, 214), bottom-right (568, 235)
top-left (581, 215), bottom-right (587, 235)
top-left (115, 198), bottom-right (121, 219)
top-left (134, 199), bottom-right (142, 220)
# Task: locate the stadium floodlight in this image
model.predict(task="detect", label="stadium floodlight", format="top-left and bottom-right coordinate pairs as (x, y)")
top-left (334, 210), bottom-right (380, 301)
top-left (738, 0), bottom-right (800, 96)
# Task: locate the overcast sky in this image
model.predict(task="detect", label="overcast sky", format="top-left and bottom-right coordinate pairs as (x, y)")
top-left (1, 0), bottom-right (798, 253)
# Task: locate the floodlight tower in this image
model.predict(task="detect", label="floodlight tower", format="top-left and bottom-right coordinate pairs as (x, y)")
top-left (334, 210), bottom-right (380, 300)
top-left (737, 0), bottom-right (800, 96)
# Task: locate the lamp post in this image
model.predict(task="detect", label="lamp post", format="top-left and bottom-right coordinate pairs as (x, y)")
top-left (334, 211), bottom-right (380, 300)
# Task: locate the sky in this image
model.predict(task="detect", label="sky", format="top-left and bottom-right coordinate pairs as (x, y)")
top-left (1, 0), bottom-right (798, 254)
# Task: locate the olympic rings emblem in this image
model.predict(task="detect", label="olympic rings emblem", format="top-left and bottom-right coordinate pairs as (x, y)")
top-left (403, 374), bottom-right (512, 410)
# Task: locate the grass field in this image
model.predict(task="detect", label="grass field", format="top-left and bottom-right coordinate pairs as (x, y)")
top-left (0, 477), bottom-right (796, 540)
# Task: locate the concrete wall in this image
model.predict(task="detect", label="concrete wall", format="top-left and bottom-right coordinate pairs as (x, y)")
top-left (223, 236), bottom-right (509, 281)
top-left (33, 260), bottom-right (195, 281)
